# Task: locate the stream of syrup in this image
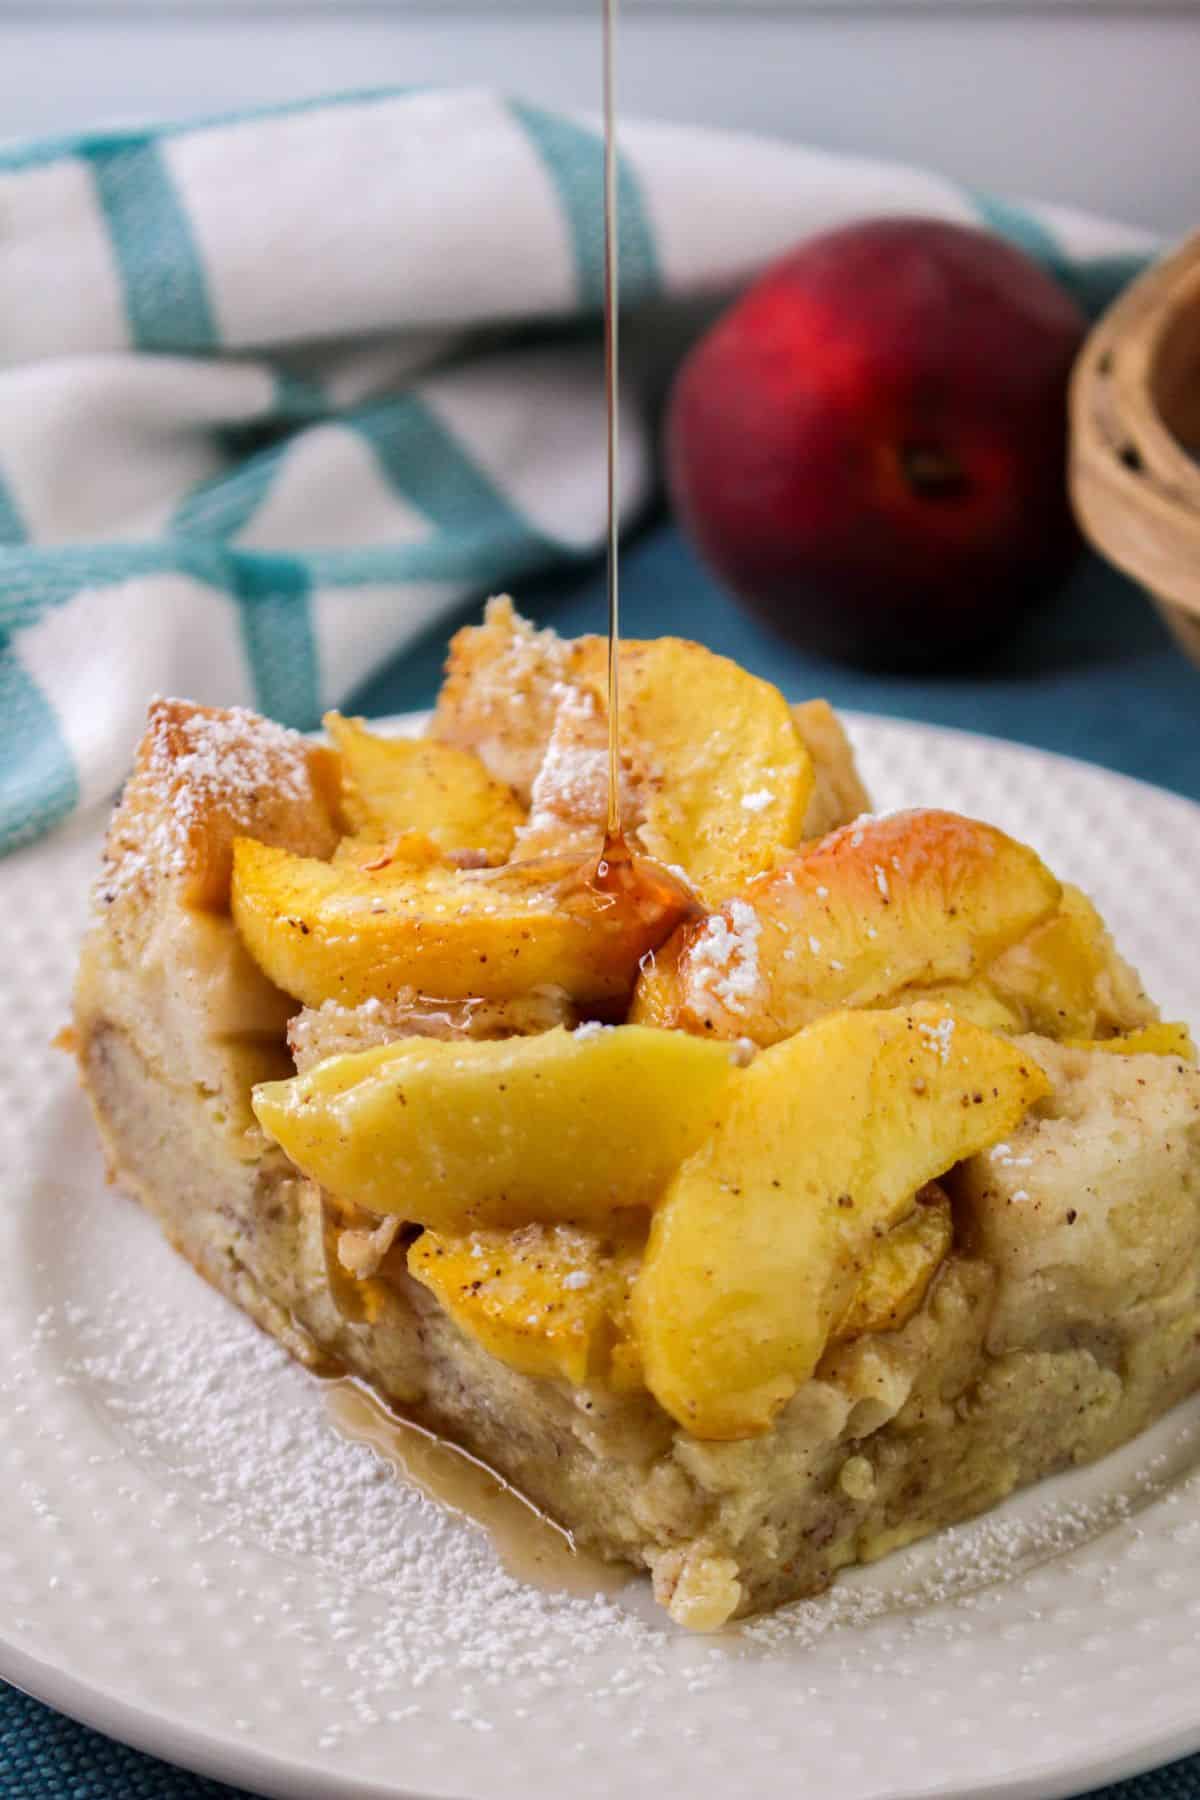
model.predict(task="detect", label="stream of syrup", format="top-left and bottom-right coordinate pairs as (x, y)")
top-left (602, 0), bottom-right (623, 848)
top-left (570, 0), bottom-right (695, 935)
top-left (592, 0), bottom-right (655, 918)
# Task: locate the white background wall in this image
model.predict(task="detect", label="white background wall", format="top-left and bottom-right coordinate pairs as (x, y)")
top-left (3, 4), bottom-right (1197, 233)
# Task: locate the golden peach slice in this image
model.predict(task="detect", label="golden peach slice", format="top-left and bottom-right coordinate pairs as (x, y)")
top-left (632, 809), bottom-right (1061, 1044)
top-left (1067, 1021), bottom-right (1195, 1060)
top-left (409, 1221), bottom-right (645, 1387)
top-left (410, 1190), bottom-right (954, 1396)
top-left (331, 829), bottom-right (447, 872)
top-left (326, 713), bottom-right (523, 864)
top-left (231, 837), bottom-right (695, 1009)
top-left (251, 1024), bottom-right (737, 1229)
top-left (631, 1006), bottom-right (1049, 1439)
top-left (434, 599), bottom-right (814, 898)
top-left (986, 884), bottom-right (1157, 1040)
top-left (568, 637), bottom-right (814, 899)
top-left (833, 1186), bottom-right (953, 1342)
top-left (888, 981), bottom-right (1024, 1033)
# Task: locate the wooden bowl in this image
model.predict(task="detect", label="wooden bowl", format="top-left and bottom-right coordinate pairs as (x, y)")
top-left (1069, 231), bottom-right (1200, 665)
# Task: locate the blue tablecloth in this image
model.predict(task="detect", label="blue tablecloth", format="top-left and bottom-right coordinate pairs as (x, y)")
top-left (5, 523), bottom-right (1199, 1800)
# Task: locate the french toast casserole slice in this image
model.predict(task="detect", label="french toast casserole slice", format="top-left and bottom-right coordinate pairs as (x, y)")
top-left (72, 603), bottom-right (1200, 1630)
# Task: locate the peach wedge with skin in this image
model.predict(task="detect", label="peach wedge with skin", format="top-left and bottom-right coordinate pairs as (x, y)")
top-left (567, 636), bottom-right (815, 900)
top-left (325, 713), bottom-right (523, 864)
top-left (230, 837), bottom-right (694, 1009)
top-left (434, 599), bottom-right (815, 899)
top-left (632, 809), bottom-right (1061, 1044)
top-left (251, 1025), bottom-right (737, 1230)
top-left (632, 1006), bottom-right (1049, 1439)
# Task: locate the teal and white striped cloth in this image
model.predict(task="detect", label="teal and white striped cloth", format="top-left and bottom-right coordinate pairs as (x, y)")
top-left (0, 86), bottom-right (1156, 855)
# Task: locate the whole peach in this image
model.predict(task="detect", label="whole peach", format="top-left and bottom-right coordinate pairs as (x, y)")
top-left (666, 218), bottom-right (1087, 665)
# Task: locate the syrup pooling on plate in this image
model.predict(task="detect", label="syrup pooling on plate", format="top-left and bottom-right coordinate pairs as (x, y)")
top-left (326, 1380), bottom-right (628, 1600)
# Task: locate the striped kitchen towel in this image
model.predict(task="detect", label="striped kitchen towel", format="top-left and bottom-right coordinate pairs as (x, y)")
top-left (0, 86), bottom-right (1156, 854)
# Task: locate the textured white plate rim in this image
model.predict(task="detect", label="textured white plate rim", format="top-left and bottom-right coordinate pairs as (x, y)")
top-left (2, 1637), bottom-right (435, 1800)
top-left (834, 707), bottom-right (1200, 818)
top-left (9, 1627), bottom-right (1200, 1800)
top-left (5, 709), bottom-right (1200, 1800)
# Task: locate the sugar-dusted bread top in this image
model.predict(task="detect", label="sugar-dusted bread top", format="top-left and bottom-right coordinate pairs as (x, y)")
top-left (76, 699), bottom-right (343, 1150)
top-left (96, 697), bottom-right (341, 915)
top-left (432, 597), bottom-right (574, 806)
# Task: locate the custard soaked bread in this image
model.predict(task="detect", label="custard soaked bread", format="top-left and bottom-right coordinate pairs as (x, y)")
top-left (73, 601), bottom-right (1200, 1630)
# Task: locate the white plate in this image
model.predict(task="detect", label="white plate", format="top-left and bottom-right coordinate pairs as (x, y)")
top-left (6, 713), bottom-right (1200, 1800)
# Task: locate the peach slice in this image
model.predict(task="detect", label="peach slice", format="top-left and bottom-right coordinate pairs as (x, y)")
top-left (986, 884), bottom-right (1157, 1040)
top-left (326, 713), bottom-right (523, 864)
top-left (632, 1006), bottom-right (1049, 1439)
top-left (565, 636), bottom-right (814, 899)
top-left (833, 1186), bottom-right (953, 1341)
top-left (231, 837), bottom-right (695, 1009)
top-left (408, 1188), bottom-right (952, 1395)
top-left (790, 699), bottom-right (872, 841)
top-left (251, 1025), bottom-right (736, 1229)
top-left (331, 829), bottom-right (447, 872)
top-left (409, 1222), bottom-right (646, 1387)
top-left (631, 809), bottom-right (1061, 1044)
top-left (433, 598), bottom-right (815, 899)
top-left (1067, 1021), bottom-right (1194, 1060)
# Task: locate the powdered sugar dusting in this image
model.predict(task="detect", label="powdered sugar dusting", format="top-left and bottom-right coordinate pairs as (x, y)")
top-left (98, 699), bottom-right (318, 902)
top-left (56, 1289), bottom-right (677, 1713)
top-left (687, 900), bottom-right (763, 1017)
top-left (30, 1276), bottom-right (1200, 1743)
top-left (989, 1142), bottom-right (1035, 1169)
top-left (743, 1485), bottom-right (1151, 1656)
top-left (526, 684), bottom-right (607, 826)
top-left (573, 1020), bottom-right (611, 1042)
top-left (518, 680), bottom-right (636, 853)
top-left (918, 1016), bottom-right (957, 1065)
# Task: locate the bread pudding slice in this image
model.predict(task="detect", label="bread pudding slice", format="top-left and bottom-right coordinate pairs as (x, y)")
top-left (72, 609), bottom-right (1200, 1631)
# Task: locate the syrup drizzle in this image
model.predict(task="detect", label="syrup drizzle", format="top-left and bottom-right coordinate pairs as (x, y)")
top-left (590, 3), bottom-right (699, 925)
top-left (602, 0), bottom-right (623, 848)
